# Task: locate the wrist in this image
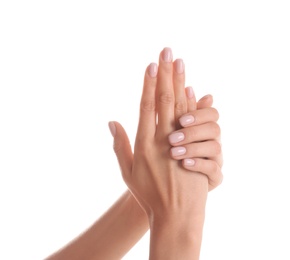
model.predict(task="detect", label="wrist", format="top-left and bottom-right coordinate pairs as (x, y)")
top-left (125, 190), bottom-right (149, 227)
top-left (149, 214), bottom-right (205, 260)
top-left (150, 212), bottom-right (205, 238)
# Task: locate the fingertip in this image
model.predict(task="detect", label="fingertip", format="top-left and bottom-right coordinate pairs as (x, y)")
top-left (185, 87), bottom-right (195, 99)
top-left (161, 47), bottom-right (173, 63)
top-left (139, 62), bottom-right (158, 137)
top-left (147, 62), bottom-right (158, 78)
top-left (174, 58), bottom-right (184, 74)
top-left (197, 94), bottom-right (213, 109)
top-left (108, 121), bottom-right (133, 182)
top-left (108, 121), bottom-right (116, 137)
top-left (185, 86), bottom-right (197, 112)
top-left (202, 94), bottom-right (213, 103)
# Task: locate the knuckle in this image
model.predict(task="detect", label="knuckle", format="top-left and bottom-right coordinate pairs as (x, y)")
top-left (159, 91), bottom-right (174, 105)
top-left (136, 144), bottom-right (146, 155)
top-left (140, 99), bottom-right (155, 112)
top-left (210, 161), bottom-right (219, 175)
top-left (135, 137), bottom-right (151, 155)
top-left (211, 140), bottom-right (222, 155)
top-left (217, 156), bottom-right (224, 168)
top-left (175, 100), bottom-right (187, 114)
top-left (211, 107), bottom-right (220, 121)
top-left (210, 122), bottom-right (221, 137)
top-left (219, 173), bottom-right (224, 185)
top-left (218, 154), bottom-right (224, 168)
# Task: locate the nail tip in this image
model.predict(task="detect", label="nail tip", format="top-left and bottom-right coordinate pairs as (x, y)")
top-left (108, 121), bottom-right (116, 137)
top-left (162, 47), bottom-right (173, 62)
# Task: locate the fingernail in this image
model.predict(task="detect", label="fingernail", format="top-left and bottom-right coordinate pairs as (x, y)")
top-left (168, 132), bottom-right (185, 144)
top-left (108, 121), bottom-right (116, 137)
top-left (179, 115), bottom-right (195, 126)
top-left (162, 47), bottom-right (173, 62)
top-left (185, 87), bottom-right (194, 99)
top-left (148, 63), bottom-right (158, 78)
top-left (184, 159), bottom-right (195, 166)
top-left (171, 146), bottom-right (186, 157)
top-left (175, 59), bottom-right (184, 74)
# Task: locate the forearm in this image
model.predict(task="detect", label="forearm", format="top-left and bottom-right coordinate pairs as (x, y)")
top-left (46, 190), bottom-right (148, 260)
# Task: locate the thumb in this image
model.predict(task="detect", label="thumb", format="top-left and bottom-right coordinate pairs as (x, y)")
top-left (108, 121), bottom-right (133, 181)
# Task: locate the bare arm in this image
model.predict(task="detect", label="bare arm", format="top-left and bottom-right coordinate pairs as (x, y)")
top-left (45, 47), bottom-right (222, 260)
top-left (45, 190), bottom-right (148, 260)
top-left (115, 47), bottom-right (222, 259)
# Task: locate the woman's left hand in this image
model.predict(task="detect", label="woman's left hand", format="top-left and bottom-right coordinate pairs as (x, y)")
top-left (169, 97), bottom-right (223, 191)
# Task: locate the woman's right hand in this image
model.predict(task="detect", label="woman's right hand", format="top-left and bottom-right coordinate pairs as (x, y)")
top-left (111, 48), bottom-right (210, 220)
top-left (109, 47), bottom-right (223, 259)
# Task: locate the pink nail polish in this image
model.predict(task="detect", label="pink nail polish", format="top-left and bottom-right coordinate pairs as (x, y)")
top-left (148, 63), bottom-right (158, 78)
top-left (179, 115), bottom-right (195, 126)
top-left (162, 47), bottom-right (173, 62)
top-left (108, 121), bottom-right (116, 137)
top-left (171, 146), bottom-right (186, 157)
top-left (175, 59), bottom-right (184, 74)
top-left (168, 132), bottom-right (185, 144)
top-left (184, 159), bottom-right (195, 166)
top-left (185, 87), bottom-right (194, 99)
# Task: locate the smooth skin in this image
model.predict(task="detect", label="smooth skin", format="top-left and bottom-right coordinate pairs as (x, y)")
top-left (117, 47), bottom-right (222, 260)
top-left (45, 47), bottom-right (222, 260)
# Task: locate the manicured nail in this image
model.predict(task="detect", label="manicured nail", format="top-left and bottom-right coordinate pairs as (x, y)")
top-left (168, 132), bottom-right (185, 144)
top-left (162, 47), bottom-right (173, 62)
top-left (179, 115), bottom-right (195, 126)
top-left (175, 59), bottom-right (184, 74)
top-left (148, 63), bottom-right (158, 78)
top-left (108, 121), bottom-right (116, 137)
top-left (171, 146), bottom-right (186, 157)
top-left (184, 159), bottom-right (195, 166)
top-left (185, 87), bottom-right (194, 99)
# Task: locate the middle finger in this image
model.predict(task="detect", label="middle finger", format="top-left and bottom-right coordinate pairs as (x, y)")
top-left (168, 122), bottom-right (221, 146)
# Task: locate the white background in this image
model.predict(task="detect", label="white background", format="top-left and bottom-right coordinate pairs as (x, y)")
top-left (0, 0), bottom-right (290, 259)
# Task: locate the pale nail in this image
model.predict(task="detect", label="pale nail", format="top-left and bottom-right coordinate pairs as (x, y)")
top-left (184, 159), bottom-right (195, 166)
top-left (162, 47), bottom-right (173, 62)
top-left (148, 63), bottom-right (158, 78)
top-left (108, 121), bottom-right (116, 137)
top-left (179, 115), bottom-right (195, 126)
top-left (175, 59), bottom-right (184, 74)
top-left (185, 87), bottom-right (194, 99)
top-left (171, 147), bottom-right (186, 157)
top-left (168, 132), bottom-right (185, 144)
